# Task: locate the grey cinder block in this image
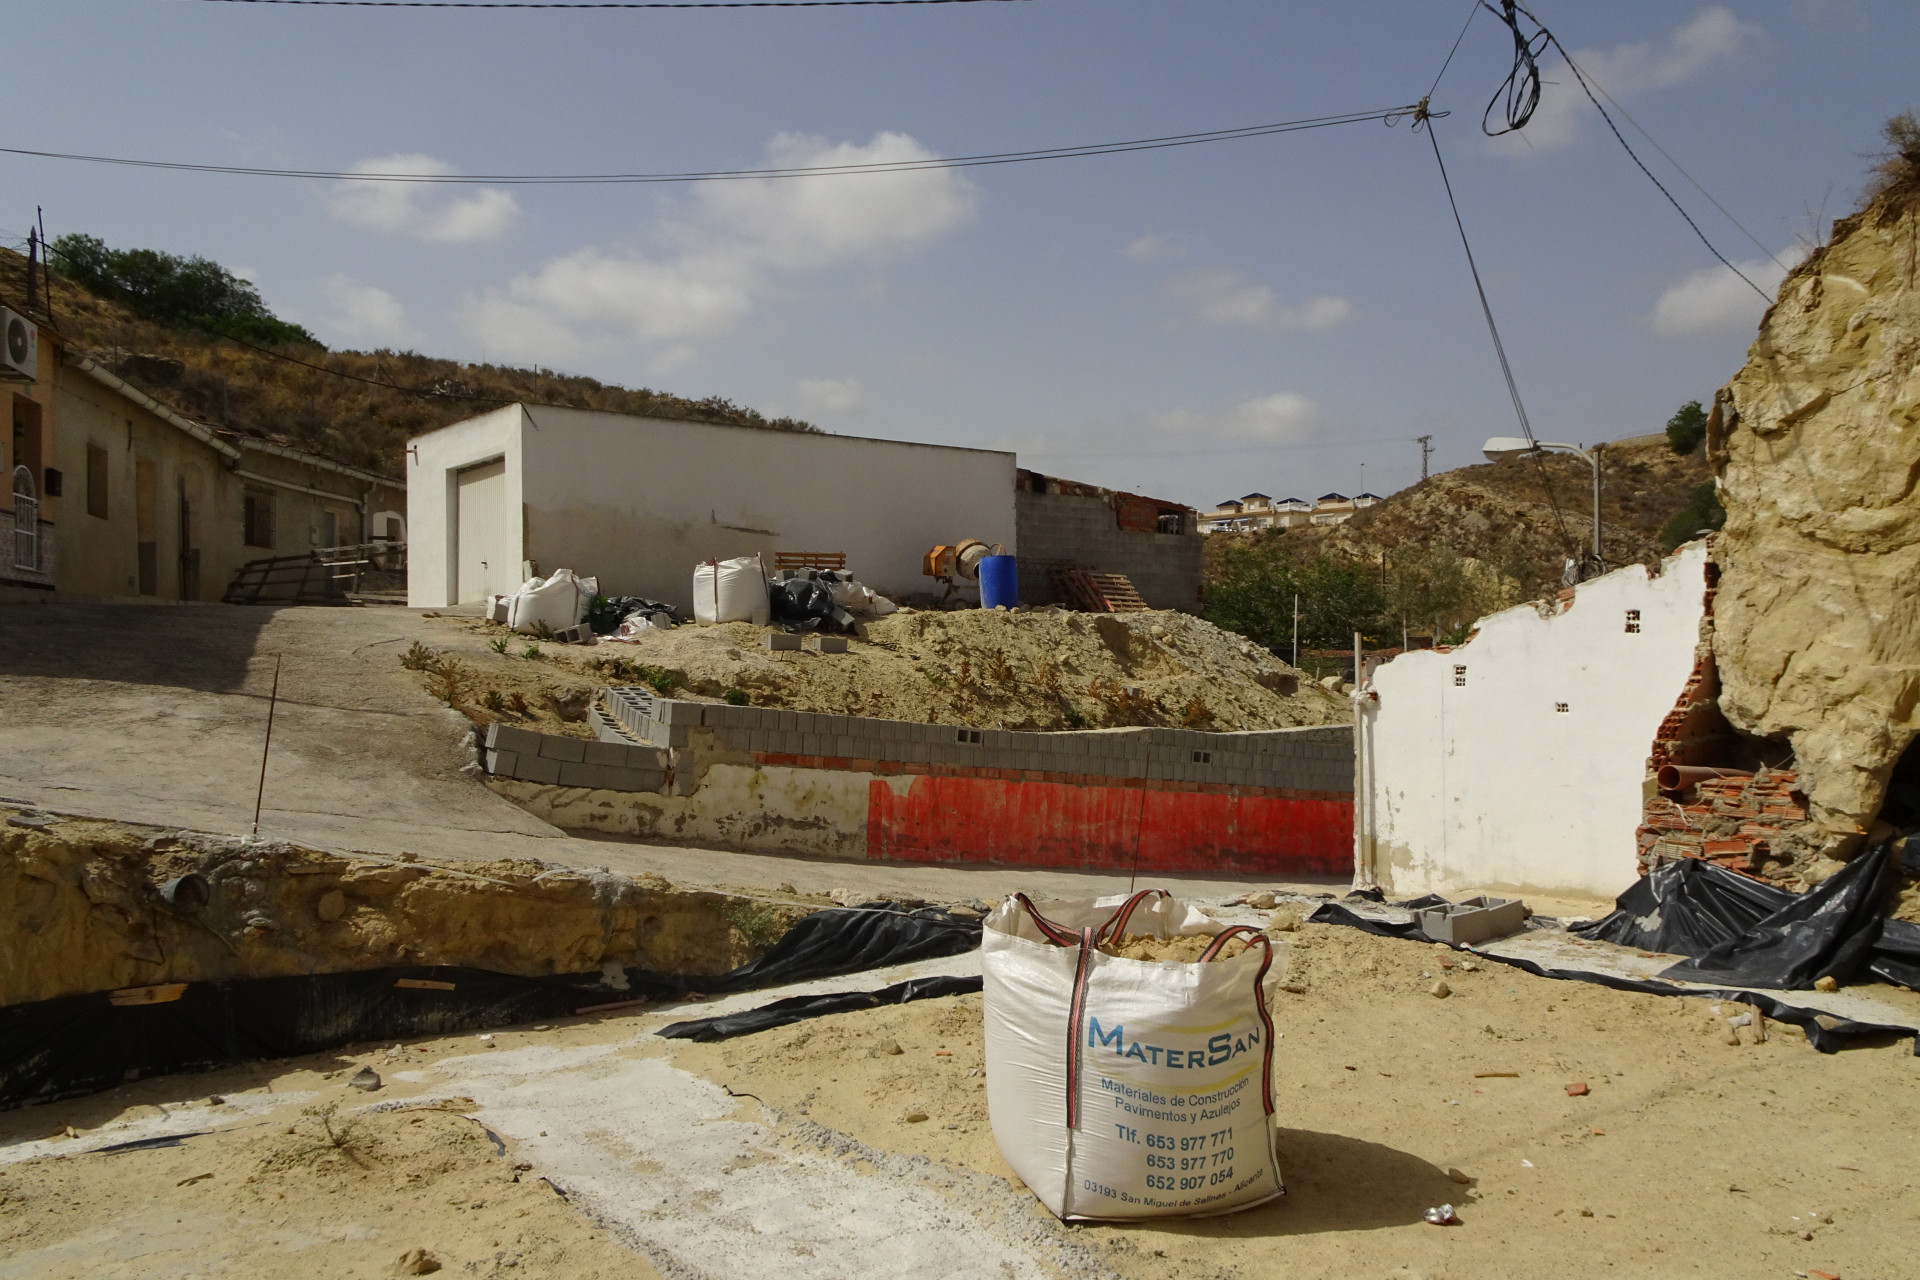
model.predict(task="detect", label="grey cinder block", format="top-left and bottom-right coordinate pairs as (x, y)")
top-left (807, 635), bottom-right (850, 654)
top-left (486, 750), bottom-right (518, 776)
top-left (487, 724), bottom-right (542, 755)
top-left (584, 740), bottom-right (631, 767)
top-left (537, 736), bottom-right (588, 763)
top-left (517, 755), bottom-right (562, 785)
top-left (765, 632), bottom-right (803, 651)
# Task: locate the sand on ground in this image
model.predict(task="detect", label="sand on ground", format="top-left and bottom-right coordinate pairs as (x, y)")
top-left (7, 915), bottom-right (1918, 1279)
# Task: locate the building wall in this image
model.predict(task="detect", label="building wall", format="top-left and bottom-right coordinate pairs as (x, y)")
top-left (46, 363), bottom-right (225, 599)
top-left (34, 359), bottom-right (404, 602)
top-left (1015, 490), bottom-right (1203, 610)
top-left (409, 405), bottom-right (1018, 610)
top-left (406, 404), bottom-right (526, 607)
top-left (488, 700), bottom-right (1354, 875)
top-left (1360, 542), bottom-right (1711, 901)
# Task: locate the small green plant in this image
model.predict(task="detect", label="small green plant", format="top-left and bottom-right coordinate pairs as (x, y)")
top-left (521, 643), bottom-right (542, 661)
top-left (400, 640), bottom-right (438, 671)
top-left (286, 1100), bottom-right (369, 1167)
top-left (717, 897), bottom-right (789, 951)
top-left (723, 687), bottom-right (750, 706)
top-left (508, 691), bottom-right (530, 716)
top-left (1061, 704), bottom-right (1088, 729)
top-left (487, 637), bottom-right (509, 655)
top-left (641, 665), bottom-right (676, 694)
top-left (922, 668), bottom-right (947, 690)
top-left (482, 689), bottom-right (506, 714)
top-left (530, 620), bottom-right (557, 642)
top-left (1180, 694), bottom-right (1213, 728)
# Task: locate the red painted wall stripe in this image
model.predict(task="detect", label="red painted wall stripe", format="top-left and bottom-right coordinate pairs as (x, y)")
top-left (866, 774), bottom-right (1351, 876)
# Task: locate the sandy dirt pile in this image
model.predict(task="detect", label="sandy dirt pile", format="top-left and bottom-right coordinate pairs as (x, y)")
top-left (0, 809), bottom-right (808, 1006)
top-left (0, 1055), bottom-right (657, 1279)
top-left (421, 606), bottom-right (1346, 735)
top-left (1098, 931), bottom-right (1254, 962)
top-left (1709, 186), bottom-right (1920, 857)
top-left (666, 917), bottom-right (1920, 1278)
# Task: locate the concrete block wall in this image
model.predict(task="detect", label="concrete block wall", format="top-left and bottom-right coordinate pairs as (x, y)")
top-left (484, 722), bottom-right (670, 793)
top-left (1015, 490), bottom-right (1204, 611)
top-left (606, 691), bottom-right (1351, 795)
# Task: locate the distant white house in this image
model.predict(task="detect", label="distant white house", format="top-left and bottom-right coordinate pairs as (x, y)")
top-left (1357, 542), bottom-right (1711, 901)
top-left (1201, 493), bottom-right (1311, 533)
top-left (406, 404), bottom-right (1017, 611)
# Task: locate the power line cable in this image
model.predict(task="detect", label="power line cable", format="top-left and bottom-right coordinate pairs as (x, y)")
top-left (1415, 108), bottom-right (1575, 556)
top-left (0, 106), bottom-right (1416, 186)
top-left (1426, 0), bottom-right (1482, 99)
top-left (1478, 1), bottom-right (1771, 301)
top-left (1569, 62), bottom-right (1791, 275)
top-left (178, 0), bottom-right (1027, 7)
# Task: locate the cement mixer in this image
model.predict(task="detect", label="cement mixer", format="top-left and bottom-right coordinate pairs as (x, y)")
top-left (923, 539), bottom-right (1003, 605)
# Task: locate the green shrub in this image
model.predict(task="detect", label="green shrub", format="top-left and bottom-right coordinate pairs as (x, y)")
top-left (1659, 481), bottom-right (1726, 550)
top-left (723, 687), bottom-right (750, 706)
top-left (1665, 400), bottom-right (1707, 455)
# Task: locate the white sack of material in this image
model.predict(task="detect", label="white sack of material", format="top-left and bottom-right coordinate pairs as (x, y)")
top-left (509, 568), bottom-right (595, 634)
top-left (692, 556), bottom-right (767, 625)
top-left (982, 891), bottom-right (1285, 1221)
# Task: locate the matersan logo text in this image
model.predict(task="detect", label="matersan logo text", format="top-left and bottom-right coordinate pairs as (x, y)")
top-left (1087, 1017), bottom-right (1261, 1068)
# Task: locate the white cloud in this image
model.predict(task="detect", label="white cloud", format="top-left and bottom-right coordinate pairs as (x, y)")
top-left (328, 154), bottom-right (521, 243)
top-left (1168, 270), bottom-right (1355, 332)
top-left (316, 274), bottom-right (424, 348)
top-left (1122, 233), bottom-right (1186, 263)
top-left (464, 132), bottom-right (976, 364)
top-left (1153, 392), bottom-right (1324, 444)
top-left (792, 376), bottom-right (868, 417)
top-left (1493, 7), bottom-right (1764, 154)
top-left (1649, 257), bottom-right (1788, 336)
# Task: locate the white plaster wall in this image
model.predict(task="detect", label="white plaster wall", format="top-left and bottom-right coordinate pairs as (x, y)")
top-left (1362, 542), bottom-right (1710, 901)
top-left (407, 405), bottom-right (526, 607)
top-left (513, 406), bottom-right (1017, 612)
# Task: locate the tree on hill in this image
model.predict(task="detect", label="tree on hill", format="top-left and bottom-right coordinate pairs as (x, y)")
top-left (49, 234), bottom-right (317, 346)
top-left (1665, 400), bottom-right (1706, 455)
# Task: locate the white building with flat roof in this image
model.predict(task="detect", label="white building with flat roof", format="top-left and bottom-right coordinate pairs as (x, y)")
top-left (407, 404), bottom-right (1017, 612)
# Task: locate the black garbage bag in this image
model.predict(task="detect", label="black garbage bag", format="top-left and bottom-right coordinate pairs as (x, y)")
top-left (587, 594), bottom-right (678, 634)
top-left (770, 577), bottom-right (834, 623)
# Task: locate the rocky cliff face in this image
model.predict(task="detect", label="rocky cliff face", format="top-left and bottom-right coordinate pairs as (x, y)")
top-left (1710, 192), bottom-right (1920, 850)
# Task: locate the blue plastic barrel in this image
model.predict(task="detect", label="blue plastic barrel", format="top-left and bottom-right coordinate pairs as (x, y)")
top-left (978, 554), bottom-right (1019, 609)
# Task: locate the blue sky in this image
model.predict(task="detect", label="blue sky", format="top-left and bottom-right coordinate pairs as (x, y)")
top-left (7, 0), bottom-right (1914, 507)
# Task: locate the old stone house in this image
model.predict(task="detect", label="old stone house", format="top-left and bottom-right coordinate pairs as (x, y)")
top-left (2, 300), bottom-right (404, 603)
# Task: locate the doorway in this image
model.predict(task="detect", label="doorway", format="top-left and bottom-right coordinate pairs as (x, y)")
top-left (454, 458), bottom-right (511, 604)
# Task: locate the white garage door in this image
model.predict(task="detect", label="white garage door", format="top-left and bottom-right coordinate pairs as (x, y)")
top-left (455, 458), bottom-right (512, 604)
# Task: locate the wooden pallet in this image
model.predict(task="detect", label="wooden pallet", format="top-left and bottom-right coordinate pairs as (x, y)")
top-left (1051, 565), bottom-right (1149, 613)
top-left (773, 550), bottom-right (846, 572)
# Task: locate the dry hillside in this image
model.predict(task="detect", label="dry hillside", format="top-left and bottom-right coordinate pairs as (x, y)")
top-left (1208, 433), bottom-right (1712, 602)
top-left (0, 245), bottom-right (814, 478)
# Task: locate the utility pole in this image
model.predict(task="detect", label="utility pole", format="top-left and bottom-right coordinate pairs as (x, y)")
top-left (1416, 435), bottom-right (1433, 481)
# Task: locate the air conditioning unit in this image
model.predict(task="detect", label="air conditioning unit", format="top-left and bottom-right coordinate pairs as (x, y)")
top-left (0, 308), bottom-right (37, 381)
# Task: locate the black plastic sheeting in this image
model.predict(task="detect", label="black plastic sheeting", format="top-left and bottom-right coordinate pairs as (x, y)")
top-left (658, 975), bottom-right (984, 1043)
top-left (1573, 843), bottom-right (1920, 991)
top-left (1308, 887), bottom-right (1919, 1055)
top-left (0, 904), bottom-right (980, 1110)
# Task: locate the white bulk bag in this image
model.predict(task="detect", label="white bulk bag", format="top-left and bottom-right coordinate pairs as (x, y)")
top-left (692, 556), bottom-right (767, 625)
top-left (509, 568), bottom-right (595, 634)
top-left (983, 890), bottom-right (1285, 1221)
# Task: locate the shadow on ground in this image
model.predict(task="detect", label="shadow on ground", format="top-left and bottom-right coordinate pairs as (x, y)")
top-left (1142, 1129), bottom-right (1462, 1237)
top-left (0, 602), bottom-right (276, 693)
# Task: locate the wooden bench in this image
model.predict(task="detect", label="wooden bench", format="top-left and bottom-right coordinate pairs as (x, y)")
top-left (773, 551), bottom-right (847, 572)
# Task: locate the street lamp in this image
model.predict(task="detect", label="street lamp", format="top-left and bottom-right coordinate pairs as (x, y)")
top-left (1483, 436), bottom-right (1603, 573)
